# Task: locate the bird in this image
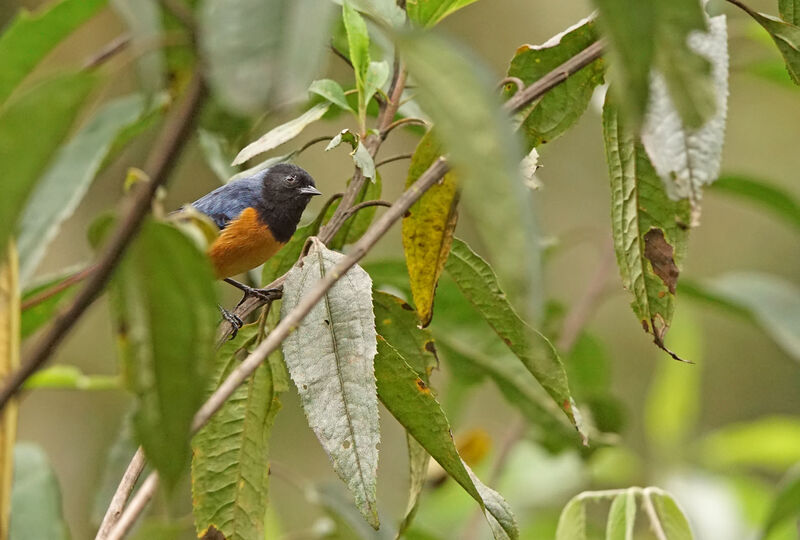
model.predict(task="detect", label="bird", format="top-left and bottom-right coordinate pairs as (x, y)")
top-left (180, 163), bottom-right (321, 330)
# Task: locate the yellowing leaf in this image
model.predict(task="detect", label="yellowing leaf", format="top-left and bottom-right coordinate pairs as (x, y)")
top-left (402, 131), bottom-right (459, 327)
top-left (0, 243), bottom-right (19, 539)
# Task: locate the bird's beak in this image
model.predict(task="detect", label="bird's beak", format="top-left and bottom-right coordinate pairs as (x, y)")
top-left (299, 186), bottom-right (322, 196)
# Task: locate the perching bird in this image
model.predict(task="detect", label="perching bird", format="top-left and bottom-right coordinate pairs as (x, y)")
top-left (182, 163), bottom-right (321, 328)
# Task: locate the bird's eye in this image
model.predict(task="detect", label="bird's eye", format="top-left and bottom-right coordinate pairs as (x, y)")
top-left (286, 175), bottom-right (297, 184)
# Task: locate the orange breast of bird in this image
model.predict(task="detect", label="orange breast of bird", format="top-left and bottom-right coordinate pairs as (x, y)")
top-left (207, 207), bottom-right (285, 279)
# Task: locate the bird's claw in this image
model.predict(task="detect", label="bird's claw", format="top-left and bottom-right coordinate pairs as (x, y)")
top-left (218, 305), bottom-right (243, 338)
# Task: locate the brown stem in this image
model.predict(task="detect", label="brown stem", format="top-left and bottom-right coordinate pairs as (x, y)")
top-left (381, 117), bottom-right (427, 137)
top-left (0, 72), bottom-right (206, 410)
top-left (21, 265), bottom-right (96, 311)
top-left (375, 153), bottom-right (412, 167)
top-left (95, 449), bottom-right (146, 538)
top-left (341, 199), bottom-right (393, 221)
top-left (82, 35), bottom-right (131, 70)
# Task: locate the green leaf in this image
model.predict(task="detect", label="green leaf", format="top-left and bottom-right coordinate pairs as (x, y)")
top-left (345, 0), bottom-right (406, 28)
top-left (746, 58), bottom-right (799, 89)
top-left (17, 94), bottom-right (149, 285)
top-left (555, 496), bottom-right (586, 540)
top-left (643, 311), bottom-right (702, 455)
top-left (654, 0), bottom-right (716, 129)
top-left (110, 0), bottom-right (164, 94)
top-left (200, 0), bottom-right (334, 112)
top-left (343, 0), bottom-right (371, 129)
top-left (328, 174), bottom-right (382, 250)
top-left (505, 18), bottom-right (605, 149)
top-left (397, 30), bottom-right (537, 308)
top-left (192, 324), bottom-right (285, 540)
top-left (734, 3), bottom-right (800, 85)
top-left (20, 266), bottom-right (83, 339)
top-left (406, 0), bottom-right (481, 27)
top-left (309, 78), bottom-right (353, 111)
top-left (373, 290), bottom-right (438, 379)
top-left (9, 443), bottom-right (68, 540)
top-left (326, 129), bottom-right (377, 180)
top-left (108, 220), bottom-right (218, 490)
top-left (364, 60), bottom-right (390, 107)
top-left (602, 96), bottom-right (691, 357)
top-left (232, 103), bottom-right (331, 165)
top-left (22, 365), bottom-right (119, 390)
top-left (0, 244), bottom-right (19, 539)
top-left (642, 16), bottom-right (728, 215)
top-left (646, 488), bottom-right (693, 540)
top-left (402, 131), bottom-right (459, 327)
top-left (374, 339), bottom-right (518, 539)
top-left (281, 239), bottom-right (380, 528)
top-left (0, 73), bottom-right (95, 256)
top-left (398, 435), bottom-right (429, 536)
top-left (0, 0), bottom-right (106, 105)
top-left (592, 0), bottom-right (655, 124)
top-left (197, 129), bottom-right (238, 183)
top-left (710, 174), bottom-right (800, 232)
top-left (699, 416), bottom-right (800, 471)
top-left (697, 272), bottom-right (800, 362)
top-left (445, 238), bottom-right (584, 437)
top-left (780, 0), bottom-right (800, 25)
top-left (606, 491), bottom-right (635, 540)
top-left (763, 466), bottom-right (800, 536)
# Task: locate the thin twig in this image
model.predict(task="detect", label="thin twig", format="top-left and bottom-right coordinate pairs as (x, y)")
top-left (375, 153), bottom-right (412, 167)
top-left (341, 200), bottom-right (393, 221)
top-left (82, 35), bottom-right (131, 70)
top-left (0, 72), bottom-right (206, 410)
top-left (95, 449), bottom-right (146, 538)
top-left (496, 76), bottom-right (525, 91)
top-left (381, 117), bottom-right (427, 137)
top-left (297, 135), bottom-right (333, 155)
top-left (21, 265), bottom-right (96, 311)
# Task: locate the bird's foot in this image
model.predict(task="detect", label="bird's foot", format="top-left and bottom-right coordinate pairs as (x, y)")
top-left (223, 278), bottom-right (282, 302)
top-left (218, 304), bottom-right (243, 338)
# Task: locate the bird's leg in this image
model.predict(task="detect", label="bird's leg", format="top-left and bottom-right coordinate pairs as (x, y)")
top-left (223, 278), bottom-right (282, 302)
top-left (218, 304), bottom-right (243, 338)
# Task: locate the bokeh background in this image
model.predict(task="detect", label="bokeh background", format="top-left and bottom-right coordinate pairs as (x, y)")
top-left (4, 0), bottom-right (799, 538)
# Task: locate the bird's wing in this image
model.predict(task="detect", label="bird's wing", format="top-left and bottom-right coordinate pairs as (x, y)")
top-left (188, 178), bottom-right (262, 230)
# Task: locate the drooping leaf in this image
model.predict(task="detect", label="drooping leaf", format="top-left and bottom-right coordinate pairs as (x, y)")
top-left (20, 266), bottom-right (84, 339)
top-left (642, 16), bottom-right (729, 216)
top-left (401, 132), bottom-right (459, 328)
top-left (602, 96), bottom-right (691, 357)
top-left (646, 488), bottom-right (693, 540)
top-left (0, 73), bottom-right (95, 256)
top-left (606, 491), bottom-right (636, 540)
top-left (0, 244), bottom-right (19, 539)
top-left (9, 443), bottom-right (68, 540)
top-left (592, 0), bottom-right (655, 124)
top-left (107, 220), bottom-right (218, 490)
top-left (406, 0), bottom-right (480, 27)
top-left (0, 0), bottom-right (106, 105)
top-left (690, 272), bottom-right (800, 362)
top-left (281, 239), bottom-right (380, 528)
top-left (780, 0), bottom-right (800, 25)
top-left (326, 129), bottom-right (377, 180)
top-left (505, 18), bottom-right (605, 150)
top-left (445, 238), bottom-right (584, 437)
top-left (200, 0), bottom-right (334, 113)
top-left (232, 103), bottom-right (330, 165)
top-left (710, 174), bottom-right (800, 231)
top-left (373, 291), bottom-right (438, 379)
top-left (397, 29), bottom-right (537, 311)
top-left (733, 2), bottom-right (800, 85)
top-left (17, 94), bottom-right (149, 286)
top-left (192, 323), bottom-right (286, 540)
top-left (398, 435), bottom-right (429, 536)
top-left (110, 0), bottom-right (164, 94)
top-left (555, 496), bottom-right (586, 540)
top-left (309, 78), bottom-right (353, 111)
top-left (374, 339), bottom-right (518, 539)
top-left (654, 0), bottom-right (716, 129)
top-left (762, 466), bottom-right (800, 537)
top-left (699, 416), bottom-right (800, 471)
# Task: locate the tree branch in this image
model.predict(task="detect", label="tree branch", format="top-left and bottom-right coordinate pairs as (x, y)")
top-left (0, 72), bottom-right (206, 410)
top-left (375, 153), bottom-right (412, 167)
top-left (101, 35), bottom-right (607, 539)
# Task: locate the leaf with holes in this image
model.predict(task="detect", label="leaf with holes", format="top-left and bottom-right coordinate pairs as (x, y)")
top-left (445, 238), bottom-right (585, 439)
top-left (373, 290), bottom-right (438, 379)
top-left (281, 239), bottom-right (379, 528)
top-left (505, 18), bottom-right (605, 150)
top-left (642, 16), bottom-right (729, 218)
top-left (107, 220), bottom-right (218, 490)
top-left (375, 339), bottom-right (518, 539)
top-left (192, 322), bottom-right (287, 540)
top-left (402, 131), bottom-right (459, 327)
top-left (603, 97), bottom-right (691, 359)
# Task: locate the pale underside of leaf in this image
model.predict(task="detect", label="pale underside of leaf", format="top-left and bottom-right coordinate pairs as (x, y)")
top-left (281, 239), bottom-right (379, 528)
top-left (606, 491), bottom-right (636, 540)
top-left (642, 16), bottom-right (729, 219)
top-left (0, 243), bottom-right (19, 540)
